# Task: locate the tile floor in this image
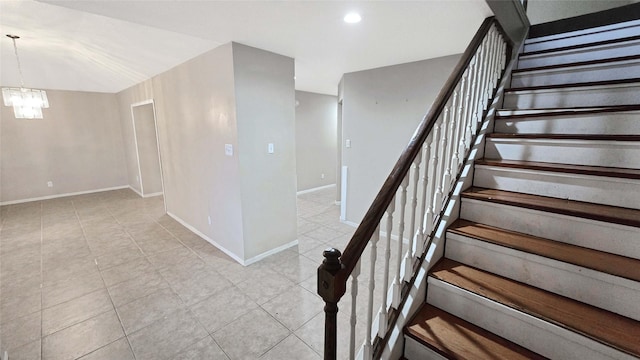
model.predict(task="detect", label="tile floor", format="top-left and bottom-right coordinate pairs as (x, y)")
top-left (0, 187), bottom-right (381, 360)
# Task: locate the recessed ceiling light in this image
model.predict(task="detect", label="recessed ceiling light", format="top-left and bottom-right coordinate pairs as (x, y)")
top-left (344, 12), bottom-right (362, 24)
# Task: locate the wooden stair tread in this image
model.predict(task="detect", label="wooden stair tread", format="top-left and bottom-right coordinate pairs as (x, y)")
top-left (448, 219), bottom-right (640, 282)
top-left (462, 187), bottom-right (640, 228)
top-left (521, 34), bottom-right (640, 57)
top-left (513, 54), bottom-right (640, 74)
top-left (506, 77), bottom-right (640, 92)
top-left (495, 104), bottom-right (640, 120)
top-left (487, 133), bottom-right (640, 141)
top-left (475, 159), bottom-right (640, 179)
top-left (430, 259), bottom-right (640, 356)
top-left (405, 304), bottom-right (547, 360)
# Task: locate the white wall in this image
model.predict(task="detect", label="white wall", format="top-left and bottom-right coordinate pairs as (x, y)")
top-left (341, 54), bottom-right (460, 224)
top-left (0, 89), bottom-right (128, 203)
top-left (295, 90), bottom-right (338, 191)
top-left (527, 0), bottom-right (640, 24)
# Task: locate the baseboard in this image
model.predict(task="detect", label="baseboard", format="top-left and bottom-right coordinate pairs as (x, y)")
top-left (243, 239), bottom-right (299, 266)
top-left (0, 185), bottom-right (130, 206)
top-left (128, 186), bottom-right (143, 197)
top-left (296, 183), bottom-right (336, 195)
top-left (143, 191), bottom-right (163, 198)
top-left (166, 211), bottom-right (246, 265)
top-left (165, 211), bottom-right (298, 267)
top-left (341, 220), bottom-right (359, 228)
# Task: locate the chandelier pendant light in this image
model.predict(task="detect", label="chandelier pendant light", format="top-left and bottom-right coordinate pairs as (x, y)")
top-left (2, 34), bottom-right (49, 119)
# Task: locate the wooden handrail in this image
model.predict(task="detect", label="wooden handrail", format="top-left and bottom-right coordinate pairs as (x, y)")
top-left (318, 16), bottom-right (513, 360)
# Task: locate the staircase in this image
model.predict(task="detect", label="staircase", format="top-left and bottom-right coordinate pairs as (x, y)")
top-left (404, 16), bottom-right (640, 360)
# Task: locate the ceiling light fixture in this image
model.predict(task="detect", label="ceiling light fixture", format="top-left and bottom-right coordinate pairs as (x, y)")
top-left (344, 12), bottom-right (362, 24)
top-left (2, 34), bottom-right (49, 119)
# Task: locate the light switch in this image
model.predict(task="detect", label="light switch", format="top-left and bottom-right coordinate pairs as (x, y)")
top-left (346, 139), bottom-right (352, 148)
top-left (225, 144), bottom-right (233, 156)
top-left (268, 143), bottom-right (274, 154)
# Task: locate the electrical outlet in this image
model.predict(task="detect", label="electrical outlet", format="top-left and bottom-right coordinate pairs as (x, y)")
top-left (207, 216), bottom-right (212, 225)
top-left (47, 181), bottom-right (53, 188)
top-left (321, 173), bottom-right (325, 179)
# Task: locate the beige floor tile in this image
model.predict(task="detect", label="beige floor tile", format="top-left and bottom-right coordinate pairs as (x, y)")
top-left (0, 311), bottom-right (41, 352)
top-left (235, 269), bottom-right (296, 305)
top-left (262, 285), bottom-right (324, 331)
top-left (42, 257), bottom-right (99, 285)
top-left (100, 257), bottom-right (155, 287)
top-left (190, 286), bottom-right (259, 333)
top-left (213, 308), bottom-right (289, 360)
top-left (77, 338), bottom-right (135, 360)
top-left (42, 270), bottom-right (105, 308)
top-left (116, 288), bottom-right (184, 334)
top-left (146, 245), bottom-right (197, 270)
top-left (0, 291), bottom-right (41, 324)
top-left (128, 308), bottom-right (208, 360)
top-left (260, 334), bottom-right (321, 360)
top-left (94, 245), bottom-right (144, 271)
top-left (164, 267), bottom-right (232, 306)
top-left (173, 336), bottom-right (230, 360)
top-left (7, 339), bottom-right (41, 360)
top-left (272, 254), bottom-right (319, 284)
top-left (42, 288), bottom-right (113, 336)
top-left (107, 271), bottom-right (170, 307)
top-left (42, 310), bottom-right (124, 360)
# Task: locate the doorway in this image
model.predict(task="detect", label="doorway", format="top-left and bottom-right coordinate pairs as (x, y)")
top-left (131, 100), bottom-right (165, 201)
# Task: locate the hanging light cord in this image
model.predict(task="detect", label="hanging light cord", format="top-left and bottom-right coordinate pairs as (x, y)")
top-left (8, 35), bottom-right (25, 89)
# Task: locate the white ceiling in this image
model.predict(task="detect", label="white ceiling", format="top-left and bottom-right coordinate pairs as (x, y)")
top-left (0, 0), bottom-right (493, 95)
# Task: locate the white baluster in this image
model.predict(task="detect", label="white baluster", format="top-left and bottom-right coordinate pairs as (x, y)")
top-left (442, 104), bottom-right (454, 199)
top-left (408, 150), bottom-right (423, 257)
top-left (425, 121), bottom-right (440, 235)
top-left (435, 116), bottom-right (448, 212)
top-left (349, 260), bottom-right (361, 360)
top-left (410, 139), bottom-right (431, 282)
top-left (393, 176), bottom-right (409, 306)
top-left (362, 226), bottom-right (380, 360)
top-left (378, 198), bottom-right (395, 337)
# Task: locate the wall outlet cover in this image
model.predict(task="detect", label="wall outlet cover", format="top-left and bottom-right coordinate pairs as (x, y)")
top-left (225, 144), bottom-right (233, 156)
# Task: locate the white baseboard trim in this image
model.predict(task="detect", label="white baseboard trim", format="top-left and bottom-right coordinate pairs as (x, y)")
top-left (341, 220), bottom-right (359, 228)
top-left (143, 191), bottom-right (163, 198)
top-left (166, 211), bottom-right (298, 267)
top-left (243, 239), bottom-right (299, 266)
top-left (0, 185), bottom-right (130, 206)
top-left (166, 211), bottom-right (246, 265)
top-left (128, 186), bottom-right (144, 197)
top-left (297, 183), bottom-right (336, 195)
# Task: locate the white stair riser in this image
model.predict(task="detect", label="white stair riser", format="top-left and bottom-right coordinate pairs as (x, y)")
top-left (460, 198), bottom-right (640, 260)
top-left (445, 233), bottom-right (640, 320)
top-left (484, 138), bottom-right (640, 168)
top-left (511, 60), bottom-right (640, 87)
top-left (426, 278), bottom-right (636, 360)
top-left (504, 84), bottom-right (640, 108)
top-left (525, 19), bottom-right (640, 45)
top-left (404, 337), bottom-right (448, 360)
top-left (524, 23), bottom-right (640, 53)
top-left (494, 111), bottom-right (640, 135)
top-left (473, 166), bottom-right (640, 209)
top-left (518, 40), bottom-right (640, 68)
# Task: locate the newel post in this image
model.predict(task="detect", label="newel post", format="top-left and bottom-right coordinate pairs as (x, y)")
top-left (318, 248), bottom-right (344, 360)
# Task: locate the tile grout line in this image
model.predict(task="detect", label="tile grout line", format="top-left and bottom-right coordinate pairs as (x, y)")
top-left (72, 198), bottom-right (139, 360)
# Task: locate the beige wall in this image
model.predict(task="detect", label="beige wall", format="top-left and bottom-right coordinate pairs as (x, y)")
top-left (295, 90), bottom-right (338, 191)
top-left (116, 42), bottom-right (297, 263)
top-left (341, 54), bottom-right (460, 224)
top-left (0, 89), bottom-right (127, 203)
top-left (233, 43), bottom-right (298, 260)
top-left (527, 0), bottom-right (640, 24)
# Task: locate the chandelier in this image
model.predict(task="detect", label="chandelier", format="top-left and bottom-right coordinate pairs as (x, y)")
top-left (2, 34), bottom-right (49, 119)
